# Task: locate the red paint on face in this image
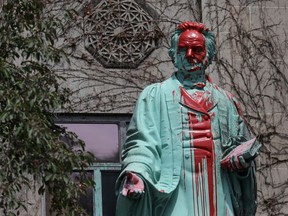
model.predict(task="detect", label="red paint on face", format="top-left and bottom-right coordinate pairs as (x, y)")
top-left (178, 30), bottom-right (207, 63)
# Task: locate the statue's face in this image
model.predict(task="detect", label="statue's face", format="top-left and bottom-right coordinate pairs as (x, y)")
top-left (177, 30), bottom-right (207, 72)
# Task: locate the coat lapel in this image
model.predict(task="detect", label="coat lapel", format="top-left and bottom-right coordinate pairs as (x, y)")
top-left (179, 83), bottom-right (218, 115)
top-left (179, 87), bottom-right (208, 114)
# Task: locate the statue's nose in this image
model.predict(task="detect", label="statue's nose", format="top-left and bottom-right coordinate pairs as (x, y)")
top-left (186, 48), bottom-right (194, 59)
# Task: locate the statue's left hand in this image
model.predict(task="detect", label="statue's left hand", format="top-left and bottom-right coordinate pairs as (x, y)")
top-left (121, 172), bottom-right (145, 198)
top-left (228, 155), bottom-right (251, 172)
top-left (221, 137), bottom-right (261, 172)
top-left (222, 145), bottom-right (251, 172)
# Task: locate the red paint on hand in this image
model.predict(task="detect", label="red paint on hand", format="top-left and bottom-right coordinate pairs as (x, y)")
top-left (121, 172), bottom-right (144, 197)
top-left (221, 138), bottom-right (256, 170)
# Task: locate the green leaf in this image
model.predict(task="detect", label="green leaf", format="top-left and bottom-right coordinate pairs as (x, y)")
top-left (44, 174), bottom-right (53, 182)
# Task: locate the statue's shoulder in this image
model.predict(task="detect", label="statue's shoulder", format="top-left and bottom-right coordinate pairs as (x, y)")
top-left (138, 82), bottom-right (163, 100)
top-left (161, 73), bottom-right (180, 89)
top-left (209, 82), bottom-right (228, 98)
top-left (208, 81), bottom-right (235, 100)
top-left (208, 82), bottom-right (243, 115)
top-left (142, 75), bottom-right (176, 94)
top-left (217, 87), bottom-right (243, 116)
top-left (225, 91), bottom-right (243, 116)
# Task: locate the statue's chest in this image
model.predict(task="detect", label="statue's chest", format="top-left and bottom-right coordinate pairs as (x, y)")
top-left (179, 87), bottom-right (218, 150)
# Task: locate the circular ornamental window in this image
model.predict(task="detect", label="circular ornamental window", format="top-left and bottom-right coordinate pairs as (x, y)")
top-left (84, 0), bottom-right (160, 69)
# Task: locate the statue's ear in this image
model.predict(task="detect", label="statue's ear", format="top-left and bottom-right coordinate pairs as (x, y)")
top-left (168, 29), bottom-right (182, 67)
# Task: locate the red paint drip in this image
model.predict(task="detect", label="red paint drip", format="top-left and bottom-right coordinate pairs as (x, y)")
top-left (181, 87), bottom-right (216, 215)
top-left (172, 90), bottom-right (175, 102)
top-left (195, 82), bottom-right (206, 88)
top-left (181, 106), bottom-right (187, 192)
top-left (206, 75), bottom-right (213, 84)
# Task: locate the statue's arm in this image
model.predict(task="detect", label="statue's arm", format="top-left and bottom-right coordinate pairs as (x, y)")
top-left (223, 93), bottom-right (260, 173)
top-left (223, 94), bottom-right (259, 215)
top-left (116, 84), bottom-right (162, 197)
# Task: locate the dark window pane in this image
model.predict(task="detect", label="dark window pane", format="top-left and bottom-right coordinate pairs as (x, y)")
top-left (125, 121), bottom-right (130, 131)
top-left (71, 172), bottom-right (94, 216)
top-left (101, 170), bottom-right (121, 216)
top-left (61, 124), bottom-right (119, 162)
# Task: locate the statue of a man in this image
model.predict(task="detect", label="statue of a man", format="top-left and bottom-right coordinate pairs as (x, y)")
top-left (115, 21), bottom-right (259, 216)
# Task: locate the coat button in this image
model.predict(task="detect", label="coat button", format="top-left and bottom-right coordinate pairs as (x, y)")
top-left (203, 115), bottom-right (209, 120)
top-left (185, 154), bottom-right (189, 159)
top-left (206, 132), bottom-right (212, 138)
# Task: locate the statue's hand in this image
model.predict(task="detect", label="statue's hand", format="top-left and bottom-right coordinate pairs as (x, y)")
top-left (222, 145), bottom-right (251, 172)
top-left (228, 155), bottom-right (251, 172)
top-left (121, 172), bottom-right (144, 198)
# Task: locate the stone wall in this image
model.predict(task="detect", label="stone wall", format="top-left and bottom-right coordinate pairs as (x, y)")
top-left (56, 0), bottom-right (202, 113)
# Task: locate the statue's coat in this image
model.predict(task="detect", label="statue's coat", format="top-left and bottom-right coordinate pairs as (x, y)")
top-left (115, 74), bottom-right (257, 216)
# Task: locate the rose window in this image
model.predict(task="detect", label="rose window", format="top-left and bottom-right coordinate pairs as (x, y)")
top-left (84, 0), bottom-right (160, 68)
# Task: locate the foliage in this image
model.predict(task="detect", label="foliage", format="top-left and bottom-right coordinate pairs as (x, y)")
top-left (0, 0), bottom-right (94, 215)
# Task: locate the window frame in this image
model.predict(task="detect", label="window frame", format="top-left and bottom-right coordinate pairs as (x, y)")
top-left (43, 113), bottom-right (132, 216)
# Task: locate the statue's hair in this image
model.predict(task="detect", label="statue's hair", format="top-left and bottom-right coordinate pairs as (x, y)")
top-left (168, 22), bottom-right (216, 66)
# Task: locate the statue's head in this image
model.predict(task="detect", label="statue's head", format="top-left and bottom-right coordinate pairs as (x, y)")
top-left (168, 21), bottom-right (216, 73)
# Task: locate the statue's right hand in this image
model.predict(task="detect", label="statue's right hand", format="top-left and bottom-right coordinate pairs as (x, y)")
top-left (121, 172), bottom-right (145, 199)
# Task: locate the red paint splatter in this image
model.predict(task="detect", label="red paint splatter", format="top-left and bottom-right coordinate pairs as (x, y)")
top-left (181, 86), bottom-right (217, 215)
top-left (180, 87), bottom-right (214, 113)
top-left (210, 112), bottom-right (215, 119)
top-left (172, 90), bottom-right (175, 102)
top-left (206, 75), bottom-right (213, 84)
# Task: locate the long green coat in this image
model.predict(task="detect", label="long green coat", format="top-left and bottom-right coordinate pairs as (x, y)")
top-left (115, 74), bottom-right (257, 216)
